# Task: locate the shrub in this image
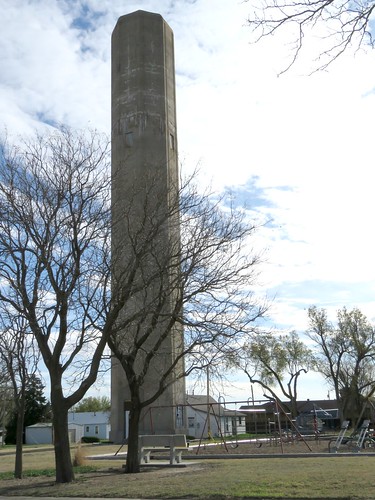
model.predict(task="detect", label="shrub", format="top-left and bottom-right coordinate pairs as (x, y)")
top-left (81, 436), bottom-right (100, 443)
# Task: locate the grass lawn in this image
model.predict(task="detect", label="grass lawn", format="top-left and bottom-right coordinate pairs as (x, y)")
top-left (1, 445), bottom-right (375, 498)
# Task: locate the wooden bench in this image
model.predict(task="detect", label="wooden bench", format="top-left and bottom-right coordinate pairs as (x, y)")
top-left (138, 434), bottom-right (188, 464)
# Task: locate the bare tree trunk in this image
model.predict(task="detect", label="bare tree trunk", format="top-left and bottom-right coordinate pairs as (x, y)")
top-left (342, 387), bottom-right (363, 429)
top-left (125, 406), bottom-right (141, 474)
top-left (52, 402), bottom-right (74, 483)
top-left (290, 398), bottom-right (298, 419)
top-left (14, 398), bottom-right (25, 479)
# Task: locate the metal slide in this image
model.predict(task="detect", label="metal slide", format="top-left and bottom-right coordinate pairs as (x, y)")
top-left (352, 419), bottom-right (370, 452)
top-left (328, 420), bottom-right (350, 453)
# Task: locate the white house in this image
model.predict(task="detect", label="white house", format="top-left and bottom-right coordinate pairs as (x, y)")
top-left (25, 423), bottom-right (53, 445)
top-left (68, 411), bottom-right (111, 440)
top-left (186, 394), bottom-right (246, 439)
top-left (25, 411), bottom-right (110, 445)
top-left (25, 422), bottom-right (84, 444)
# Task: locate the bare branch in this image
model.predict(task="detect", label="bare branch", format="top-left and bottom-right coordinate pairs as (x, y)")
top-left (245, 0), bottom-right (375, 72)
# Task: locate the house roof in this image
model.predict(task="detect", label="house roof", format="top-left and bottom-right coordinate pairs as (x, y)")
top-left (296, 400), bottom-right (338, 413)
top-left (26, 422), bottom-right (83, 429)
top-left (68, 411), bottom-right (110, 425)
top-left (26, 423), bottom-right (53, 429)
top-left (239, 399), bottom-right (339, 415)
top-left (187, 394), bottom-right (246, 417)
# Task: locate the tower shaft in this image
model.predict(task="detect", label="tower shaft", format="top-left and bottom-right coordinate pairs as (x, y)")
top-left (110, 10), bottom-right (185, 443)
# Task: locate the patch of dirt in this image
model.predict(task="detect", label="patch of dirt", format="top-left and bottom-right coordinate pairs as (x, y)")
top-left (0, 464), bottom-right (207, 497)
top-left (187, 437), bottom-right (327, 455)
top-left (185, 437), bottom-right (375, 455)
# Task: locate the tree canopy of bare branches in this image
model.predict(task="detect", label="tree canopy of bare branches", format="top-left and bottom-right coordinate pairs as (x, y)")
top-left (109, 170), bottom-right (268, 473)
top-left (0, 127), bottom-right (267, 478)
top-left (245, 0), bottom-right (375, 72)
top-left (0, 128), bottom-right (113, 483)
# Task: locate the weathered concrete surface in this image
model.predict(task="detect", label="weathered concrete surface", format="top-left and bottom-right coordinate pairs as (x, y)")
top-left (110, 10), bottom-right (185, 443)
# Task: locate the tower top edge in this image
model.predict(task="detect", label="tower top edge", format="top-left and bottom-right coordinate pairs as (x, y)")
top-left (114, 10), bottom-right (172, 30)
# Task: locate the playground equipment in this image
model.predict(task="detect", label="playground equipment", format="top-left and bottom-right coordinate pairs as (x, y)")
top-left (328, 419), bottom-right (375, 453)
top-left (328, 420), bottom-right (350, 453)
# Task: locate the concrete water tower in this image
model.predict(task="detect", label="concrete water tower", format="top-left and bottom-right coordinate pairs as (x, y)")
top-left (110, 10), bottom-right (186, 443)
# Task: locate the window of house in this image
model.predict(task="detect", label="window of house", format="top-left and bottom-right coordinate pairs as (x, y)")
top-left (225, 418), bottom-right (229, 432)
top-left (95, 425), bottom-right (99, 435)
top-left (85, 426), bottom-right (89, 433)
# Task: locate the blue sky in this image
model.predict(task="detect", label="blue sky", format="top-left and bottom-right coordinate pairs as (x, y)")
top-left (1, 0), bottom-right (375, 403)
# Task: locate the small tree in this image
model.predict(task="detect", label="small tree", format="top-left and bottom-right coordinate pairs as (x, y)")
top-left (307, 306), bottom-right (375, 425)
top-left (0, 308), bottom-right (40, 478)
top-left (0, 128), bottom-right (120, 483)
top-left (0, 365), bottom-right (12, 447)
top-left (109, 173), bottom-right (267, 473)
top-left (230, 330), bottom-right (314, 417)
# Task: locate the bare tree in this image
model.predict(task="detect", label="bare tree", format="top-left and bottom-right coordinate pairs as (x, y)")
top-left (307, 306), bottom-right (375, 425)
top-left (0, 307), bottom-right (39, 478)
top-left (245, 0), bottom-right (375, 72)
top-left (109, 173), bottom-right (267, 473)
top-left (0, 127), bottom-right (267, 477)
top-left (229, 330), bottom-right (314, 417)
top-left (0, 128), bottom-right (115, 483)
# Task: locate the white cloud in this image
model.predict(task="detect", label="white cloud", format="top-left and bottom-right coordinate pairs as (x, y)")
top-left (1, 0), bottom-right (375, 400)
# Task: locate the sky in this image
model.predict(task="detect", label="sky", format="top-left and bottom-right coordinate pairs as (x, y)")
top-left (1, 0), bottom-right (375, 404)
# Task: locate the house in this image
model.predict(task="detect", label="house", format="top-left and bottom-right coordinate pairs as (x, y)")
top-left (25, 423), bottom-right (53, 444)
top-left (186, 394), bottom-right (246, 439)
top-left (239, 399), bottom-right (341, 434)
top-left (68, 411), bottom-right (111, 440)
top-left (25, 422), bottom-right (84, 444)
top-left (25, 411), bottom-right (110, 445)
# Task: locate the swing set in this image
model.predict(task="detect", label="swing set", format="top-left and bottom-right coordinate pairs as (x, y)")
top-left (192, 396), bottom-right (313, 454)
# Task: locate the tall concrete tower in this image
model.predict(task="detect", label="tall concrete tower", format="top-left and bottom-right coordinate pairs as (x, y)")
top-left (110, 10), bottom-right (186, 443)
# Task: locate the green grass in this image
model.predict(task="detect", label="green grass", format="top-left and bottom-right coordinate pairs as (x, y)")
top-left (1, 445), bottom-right (375, 498)
top-left (0, 465), bottom-right (98, 480)
top-left (0, 469), bottom-right (56, 480)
